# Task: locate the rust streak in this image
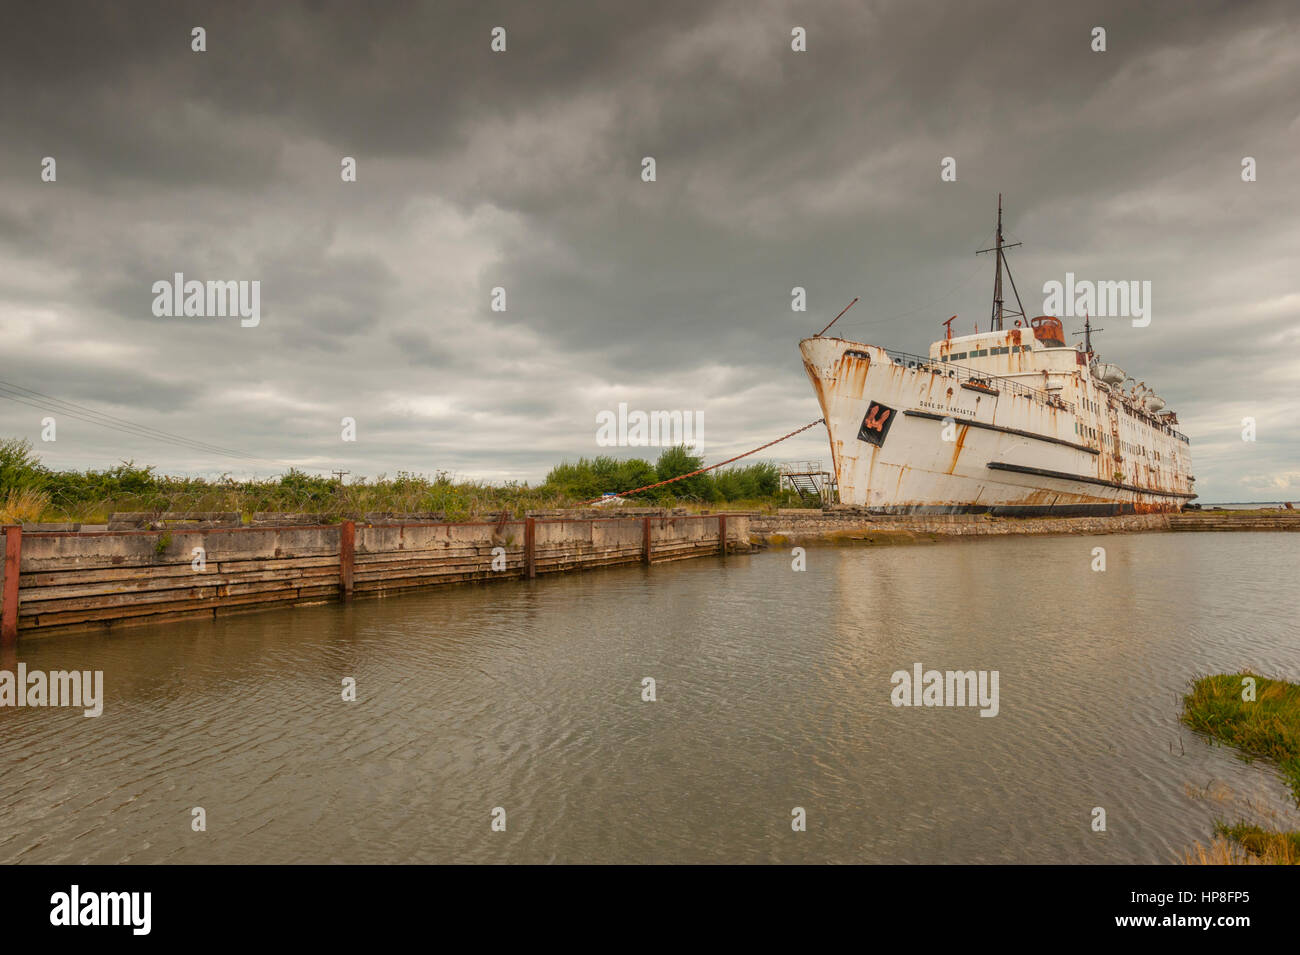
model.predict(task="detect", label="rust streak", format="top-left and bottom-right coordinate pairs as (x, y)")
top-left (946, 424), bottom-right (969, 475)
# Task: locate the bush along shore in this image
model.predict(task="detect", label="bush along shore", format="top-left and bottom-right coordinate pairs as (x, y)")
top-left (5, 437), bottom-right (1296, 533)
top-left (0, 437), bottom-right (809, 525)
top-left (1181, 672), bottom-right (1300, 864)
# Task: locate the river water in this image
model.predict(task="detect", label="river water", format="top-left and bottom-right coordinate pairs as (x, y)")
top-left (2, 531), bottom-right (1297, 864)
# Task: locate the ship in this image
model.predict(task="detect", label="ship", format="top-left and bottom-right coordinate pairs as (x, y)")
top-left (799, 197), bottom-right (1196, 515)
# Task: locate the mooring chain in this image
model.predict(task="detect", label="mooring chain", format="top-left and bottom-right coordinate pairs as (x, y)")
top-left (577, 418), bottom-right (825, 506)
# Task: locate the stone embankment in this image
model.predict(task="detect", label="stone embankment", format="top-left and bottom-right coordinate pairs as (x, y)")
top-left (748, 509), bottom-right (1300, 547)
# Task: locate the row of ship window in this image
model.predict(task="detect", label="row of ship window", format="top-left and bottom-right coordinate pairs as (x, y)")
top-left (1087, 392), bottom-right (1189, 446)
top-left (1074, 422), bottom-right (1174, 462)
top-left (929, 353), bottom-right (1188, 446)
top-left (941, 345), bottom-right (1030, 360)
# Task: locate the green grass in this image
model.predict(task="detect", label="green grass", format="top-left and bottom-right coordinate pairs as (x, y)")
top-left (0, 438), bottom-right (807, 523)
top-left (1182, 672), bottom-right (1300, 802)
top-left (1212, 822), bottom-right (1300, 864)
top-left (1182, 672), bottom-right (1300, 864)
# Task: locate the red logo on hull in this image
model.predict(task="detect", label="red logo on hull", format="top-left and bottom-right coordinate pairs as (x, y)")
top-left (858, 401), bottom-right (897, 446)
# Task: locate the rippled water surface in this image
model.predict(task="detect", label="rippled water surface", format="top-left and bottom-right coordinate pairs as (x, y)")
top-left (2, 531), bottom-right (1297, 863)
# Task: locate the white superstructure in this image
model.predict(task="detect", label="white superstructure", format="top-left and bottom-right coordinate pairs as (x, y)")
top-left (799, 200), bottom-right (1195, 515)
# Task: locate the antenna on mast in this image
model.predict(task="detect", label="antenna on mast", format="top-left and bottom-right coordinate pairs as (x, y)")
top-left (1072, 314), bottom-right (1104, 355)
top-left (976, 194), bottom-right (1027, 332)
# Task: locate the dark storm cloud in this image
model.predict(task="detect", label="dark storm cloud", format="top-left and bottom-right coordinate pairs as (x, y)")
top-left (1, 0), bottom-right (1297, 500)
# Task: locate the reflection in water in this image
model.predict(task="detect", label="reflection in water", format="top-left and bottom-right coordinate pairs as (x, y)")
top-left (0, 532), bottom-right (1296, 863)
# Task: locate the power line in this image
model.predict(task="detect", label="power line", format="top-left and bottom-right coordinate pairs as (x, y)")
top-left (835, 226), bottom-right (997, 332)
top-left (0, 376), bottom-right (299, 470)
top-left (0, 378), bottom-right (248, 455)
top-left (0, 381), bottom-right (270, 463)
top-left (836, 255), bottom-right (989, 331)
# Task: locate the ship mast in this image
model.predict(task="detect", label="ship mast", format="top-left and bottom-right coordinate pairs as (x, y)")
top-left (976, 195), bottom-right (1029, 332)
top-left (1072, 314), bottom-right (1104, 355)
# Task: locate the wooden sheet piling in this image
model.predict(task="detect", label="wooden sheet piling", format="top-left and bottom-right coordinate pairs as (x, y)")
top-left (339, 520), bottom-right (355, 601)
top-left (525, 517), bottom-right (536, 579)
top-left (1, 525), bottom-right (20, 647)
top-left (8, 513), bottom-right (753, 639)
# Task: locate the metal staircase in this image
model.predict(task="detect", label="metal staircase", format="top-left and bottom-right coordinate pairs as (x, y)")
top-left (779, 461), bottom-right (838, 505)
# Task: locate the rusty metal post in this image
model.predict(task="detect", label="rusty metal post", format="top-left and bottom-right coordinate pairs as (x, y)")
top-left (1, 525), bottom-right (21, 647)
top-left (643, 516), bottom-right (652, 565)
top-left (718, 514), bottom-right (727, 559)
top-left (339, 520), bottom-right (355, 602)
top-left (525, 517), bottom-right (536, 579)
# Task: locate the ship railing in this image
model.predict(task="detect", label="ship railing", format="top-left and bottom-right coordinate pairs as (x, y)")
top-left (881, 349), bottom-right (1076, 414)
top-left (778, 460), bottom-right (827, 475)
top-left (1124, 400), bottom-right (1191, 445)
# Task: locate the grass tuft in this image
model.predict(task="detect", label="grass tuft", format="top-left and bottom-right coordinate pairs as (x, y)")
top-left (1181, 672), bottom-right (1300, 802)
top-left (1181, 672), bottom-right (1300, 865)
top-left (0, 488), bottom-right (50, 524)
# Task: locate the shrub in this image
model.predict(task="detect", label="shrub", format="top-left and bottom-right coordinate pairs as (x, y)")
top-left (0, 437), bottom-right (45, 494)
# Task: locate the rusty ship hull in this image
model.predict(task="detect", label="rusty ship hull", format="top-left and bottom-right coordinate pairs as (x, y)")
top-left (799, 331), bottom-right (1196, 516)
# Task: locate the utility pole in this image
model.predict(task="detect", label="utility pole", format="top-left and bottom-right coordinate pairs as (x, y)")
top-left (331, 469), bottom-right (350, 483)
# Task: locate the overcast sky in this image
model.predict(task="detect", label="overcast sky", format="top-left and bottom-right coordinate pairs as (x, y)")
top-left (2, 0), bottom-right (1297, 502)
